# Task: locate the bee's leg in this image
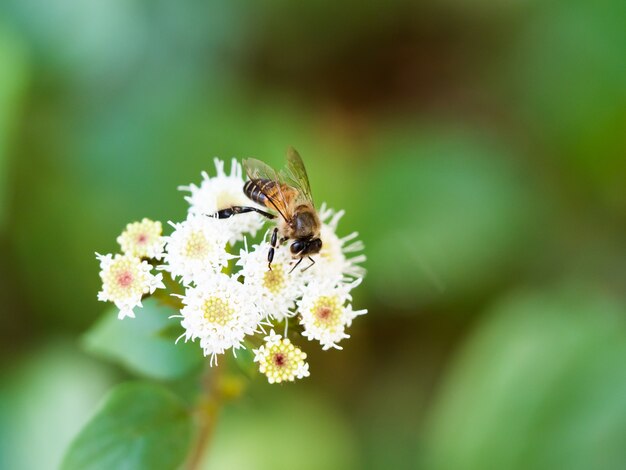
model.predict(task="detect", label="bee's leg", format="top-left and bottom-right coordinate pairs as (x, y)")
top-left (214, 206), bottom-right (276, 219)
top-left (279, 237), bottom-right (288, 245)
top-left (301, 256), bottom-right (316, 272)
top-left (289, 257), bottom-right (304, 274)
top-left (267, 227), bottom-right (279, 270)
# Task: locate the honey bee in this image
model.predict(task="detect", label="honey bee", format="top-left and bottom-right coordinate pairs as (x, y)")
top-left (216, 147), bottom-right (322, 271)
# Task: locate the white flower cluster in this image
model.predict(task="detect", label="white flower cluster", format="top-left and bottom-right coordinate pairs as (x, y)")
top-left (96, 158), bottom-right (366, 383)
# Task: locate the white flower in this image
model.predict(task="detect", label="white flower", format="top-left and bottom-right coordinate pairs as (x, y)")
top-left (161, 215), bottom-right (233, 285)
top-left (177, 273), bottom-right (263, 364)
top-left (237, 240), bottom-right (305, 321)
top-left (179, 158), bottom-right (266, 244)
top-left (306, 203), bottom-right (366, 285)
top-left (96, 253), bottom-right (164, 319)
top-left (116, 218), bottom-right (165, 259)
top-left (297, 280), bottom-right (367, 350)
top-left (253, 329), bottom-right (309, 384)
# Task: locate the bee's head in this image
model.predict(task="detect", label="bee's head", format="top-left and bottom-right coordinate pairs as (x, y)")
top-left (290, 237), bottom-right (322, 257)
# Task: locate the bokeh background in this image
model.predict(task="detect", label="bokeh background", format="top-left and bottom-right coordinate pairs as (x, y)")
top-left (1, 1), bottom-right (626, 469)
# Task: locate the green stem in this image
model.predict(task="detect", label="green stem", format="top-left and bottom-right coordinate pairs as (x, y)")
top-left (186, 363), bottom-right (223, 470)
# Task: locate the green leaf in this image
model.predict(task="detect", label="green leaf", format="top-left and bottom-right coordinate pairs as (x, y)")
top-left (61, 382), bottom-right (193, 470)
top-left (83, 298), bottom-right (204, 380)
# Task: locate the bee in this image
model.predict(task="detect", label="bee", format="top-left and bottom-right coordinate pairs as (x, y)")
top-left (216, 147), bottom-right (322, 271)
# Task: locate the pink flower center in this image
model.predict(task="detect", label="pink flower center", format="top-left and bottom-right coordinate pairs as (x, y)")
top-left (137, 234), bottom-right (147, 244)
top-left (273, 353), bottom-right (286, 367)
top-left (117, 271), bottom-right (133, 287)
top-left (317, 307), bottom-right (331, 320)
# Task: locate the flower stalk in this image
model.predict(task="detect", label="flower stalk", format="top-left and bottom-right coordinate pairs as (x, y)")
top-left (186, 362), bottom-right (223, 470)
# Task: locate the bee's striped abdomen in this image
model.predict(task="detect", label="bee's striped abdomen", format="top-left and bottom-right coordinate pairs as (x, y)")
top-left (244, 179), bottom-right (275, 207)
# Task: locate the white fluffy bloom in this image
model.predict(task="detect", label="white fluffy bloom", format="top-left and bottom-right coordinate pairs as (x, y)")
top-left (253, 329), bottom-right (309, 384)
top-left (117, 218), bottom-right (165, 259)
top-left (179, 158), bottom-right (266, 244)
top-left (177, 273), bottom-right (263, 364)
top-left (161, 215), bottom-right (233, 285)
top-left (237, 240), bottom-right (305, 321)
top-left (297, 279), bottom-right (367, 350)
top-left (306, 203), bottom-right (366, 285)
top-left (96, 253), bottom-right (164, 319)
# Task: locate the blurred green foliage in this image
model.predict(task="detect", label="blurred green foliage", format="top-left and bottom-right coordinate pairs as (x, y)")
top-left (204, 391), bottom-right (360, 469)
top-left (425, 285), bottom-right (626, 470)
top-left (363, 127), bottom-right (540, 309)
top-left (0, 24), bottom-right (28, 229)
top-left (0, 342), bottom-right (114, 470)
top-left (84, 299), bottom-right (204, 381)
top-left (0, 0), bottom-right (625, 468)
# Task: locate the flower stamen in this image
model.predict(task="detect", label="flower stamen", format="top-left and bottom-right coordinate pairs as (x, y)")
top-left (202, 296), bottom-right (234, 326)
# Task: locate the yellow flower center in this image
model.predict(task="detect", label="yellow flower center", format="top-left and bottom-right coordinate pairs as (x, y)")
top-left (262, 265), bottom-right (285, 294)
top-left (184, 231), bottom-right (210, 259)
top-left (202, 296), bottom-right (234, 326)
top-left (311, 295), bottom-right (343, 330)
top-left (258, 339), bottom-right (307, 383)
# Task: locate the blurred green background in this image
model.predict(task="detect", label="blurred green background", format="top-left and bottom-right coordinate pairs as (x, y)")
top-left (1, 0), bottom-right (625, 469)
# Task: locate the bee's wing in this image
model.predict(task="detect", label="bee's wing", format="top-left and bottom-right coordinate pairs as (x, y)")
top-left (243, 157), bottom-right (292, 221)
top-left (282, 147), bottom-right (314, 206)
top-left (242, 157), bottom-right (278, 182)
